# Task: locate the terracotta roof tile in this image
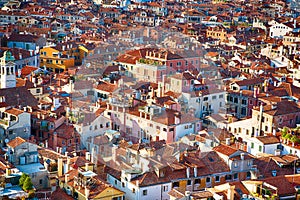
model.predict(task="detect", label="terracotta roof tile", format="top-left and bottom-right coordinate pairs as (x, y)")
top-left (7, 137), bottom-right (26, 148)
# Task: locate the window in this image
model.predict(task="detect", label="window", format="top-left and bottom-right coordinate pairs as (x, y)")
top-left (187, 180), bottom-right (191, 185)
top-left (247, 171), bottom-right (251, 179)
top-left (114, 180), bottom-right (117, 185)
top-left (195, 179), bottom-right (201, 184)
top-left (251, 143), bottom-right (254, 149)
top-left (259, 145), bottom-right (262, 152)
top-left (132, 188), bottom-right (135, 193)
top-left (163, 185), bottom-right (168, 192)
top-left (173, 182), bottom-right (179, 187)
top-left (39, 179), bottom-right (42, 184)
top-left (206, 177), bottom-right (211, 183)
top-left (212, 95), bottom-right (216, 100)
top-left (234, 162), bottom-right (238, 168)
top-left (247, 160), bottom-right (251, 166)
top-left (203, 97), bottom-right (208, 101)
top-left (143, 190), bottom-right (147, 196)
top-left (122, 182), bottom-right (125, 187)
top-left (242, 99), bottom-right (247, 105)
top-left (233, 173), bottom-right (238, 180)
top-left (184, 125), bottom-right (189, 129)
top-left (225, 175), bottom-right (232, 180)
top-left (241, 107), bottom-right (247, 115)
top-left (215, 176), bottom-right (220, 182)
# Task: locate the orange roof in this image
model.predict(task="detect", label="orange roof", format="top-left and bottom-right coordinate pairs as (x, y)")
top-left (7, 137), bottom-right (26, 148)
top-left (5, 108), bottom-right (24, 116)
top-left (20, 66), bottom-right (38, 77)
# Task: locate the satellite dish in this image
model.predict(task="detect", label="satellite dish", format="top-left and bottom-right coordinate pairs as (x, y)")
top-left (4, 139), bottom-right (9, 143)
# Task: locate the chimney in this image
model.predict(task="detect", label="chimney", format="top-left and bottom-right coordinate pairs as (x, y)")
top-left (5, 168), bottom-right (11, 176)
top-left (225, 138), bottom-right (231, 146)
top-left (240, 153), bottom-right (245, 160)
top-left (65, 151), bottom-right (68, 157)
top-left (58, 157), bottom-right (63, 177)
top-left (253, 86), bottom-right (257, 98)
top-left (174, 112), bottom-right (180, 125)
top-left (85, 186), bottom-right (90, 198)
top-left (185, 191), bottom-right (191, 198)
top-left (271, 102), bottom-right (277, 110)
top-left (186, 167), bottom-right (190, 178)
top-left (85, 152), bottom-right (91, 161)
top-left (264, 82), bottom-right (268, 93)
top-left (19, 53), bottom-right (22, 60)
top-left (65, 173), bottom-right (69, 183)
top-left (227, 185), bottom-right (235, 200)
top-left (65, 156), bottom-right (70, 173)
top-left (85, 163), bottom-right (89, 171)
top-left (45, 140), bottom-right (48, 148)
top-left (193, 167), bottom-right (197, 177)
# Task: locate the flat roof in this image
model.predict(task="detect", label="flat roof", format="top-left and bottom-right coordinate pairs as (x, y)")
top-left (16, 163), bottom-right (47, 174)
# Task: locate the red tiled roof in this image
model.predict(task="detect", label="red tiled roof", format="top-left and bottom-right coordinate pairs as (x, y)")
top-left (7, 137), bottom-right (26, 148)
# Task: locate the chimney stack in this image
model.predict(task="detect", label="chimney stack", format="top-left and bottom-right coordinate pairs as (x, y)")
top-left (193, 167), bottom-right (197, 177)
top-left (85, 152), bottom-right (91, 161)
top-left (240, 153), bottom-right (245, 160)
top-left (65, 174), bottom-right (69, 183)
top-left (186, 167), bottom-right (190, 178)
top-left (85, 163), bottom-right (89, 171)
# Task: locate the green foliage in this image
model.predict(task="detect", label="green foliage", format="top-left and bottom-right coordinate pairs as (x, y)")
top-left (19, 173), bottom-right (29, 187)
top-left (23, 177), bottom-right (33, 191)
top-left (282, 127), bottom-right (289, 135)
top-left (283, 133), bottom-right (292, 140)
top-left (291, 135), bottom-right (298, 143)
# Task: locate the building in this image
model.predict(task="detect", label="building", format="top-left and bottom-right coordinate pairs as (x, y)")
top-left (6, 137), bottom-right (49, 189)
top-left (39, 46), bottom-right (75, 73)
top-left (0, 50), bottom-right (16, 89)
top-left (0, 108), bottom-right (31, 148)
top-left (7, 32), bottom-right (46, 52)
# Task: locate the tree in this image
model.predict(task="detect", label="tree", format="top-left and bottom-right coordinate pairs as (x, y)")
top-left (282, 127), bottom-right (289, 136)
top-left (23, 177), bottom-right (33, 191)
top-left (19, 173), bottom-right (29, 187)
top-left (291, 135), bottom-right (299, 146)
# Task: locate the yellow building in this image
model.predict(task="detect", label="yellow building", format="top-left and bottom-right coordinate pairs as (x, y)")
top-left (212, 0), bottom-right (226, 4)
top-left (40, 46), bottom-right (75, 73)
top-left (206, 26), bottom-right (227, 42)
top-left (60, 167), bottom-right (124, 200)
top-left (55, 42), bottom-right (95, 66)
